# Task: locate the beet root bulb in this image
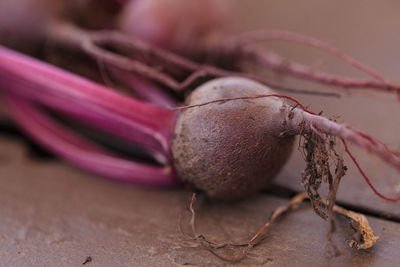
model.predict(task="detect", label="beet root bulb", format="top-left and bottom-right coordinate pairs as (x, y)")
top-left (117, 0), bottom-right (233, 55)
top-left (172, 77), bottom-right (294, 200)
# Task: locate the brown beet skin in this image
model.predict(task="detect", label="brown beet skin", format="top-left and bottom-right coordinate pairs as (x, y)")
top-left (172, 77), bottom-right (294, 200)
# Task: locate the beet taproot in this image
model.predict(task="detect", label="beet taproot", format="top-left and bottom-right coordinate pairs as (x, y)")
top-left (172, 77), bottom-right (294, 200)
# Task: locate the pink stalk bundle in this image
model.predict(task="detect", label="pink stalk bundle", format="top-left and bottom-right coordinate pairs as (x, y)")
top-left (0, 46), bottom-right (179, 186)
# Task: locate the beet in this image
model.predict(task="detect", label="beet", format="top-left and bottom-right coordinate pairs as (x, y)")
top-left (117, 0), bottom-right (233, 56)
top-left (0, 0), bottom-right (120, 53)
top-left (172, 77), bottom-right (294, 200)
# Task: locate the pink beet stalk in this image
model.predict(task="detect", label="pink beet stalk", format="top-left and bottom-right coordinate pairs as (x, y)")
top-left (4, 93), bottom-right (179, 186)
top-left (109, 67), bottom-right (179, 107)
top-left (0, 45), bottom-right (180, 186)
top-left (231, 30), bottom-right (399, 93)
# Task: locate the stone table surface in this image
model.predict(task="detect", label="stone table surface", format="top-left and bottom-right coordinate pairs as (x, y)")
top-left (1, 137), bottom-right (400, 267)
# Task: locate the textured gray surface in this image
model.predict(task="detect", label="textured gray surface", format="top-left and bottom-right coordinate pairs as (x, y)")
top-left (1, 136), bottom-right (400, 266)
top-left (1, 1), bottom-right (400, 266)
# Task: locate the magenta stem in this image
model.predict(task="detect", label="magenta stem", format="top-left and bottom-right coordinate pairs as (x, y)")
top-left (109, 67), bottom-right (179, 107)
top-left (0, 45), bottom-right (177, 159)
top-left (1, 77), bottom-right (169, 162)
top-left (3, 92), bottom-right (180, 186)
top-left (234, 30), bottom-right (398, 93)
